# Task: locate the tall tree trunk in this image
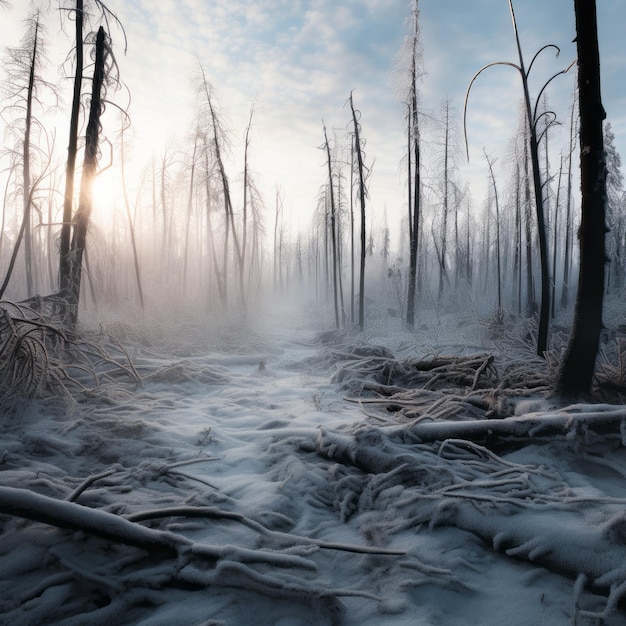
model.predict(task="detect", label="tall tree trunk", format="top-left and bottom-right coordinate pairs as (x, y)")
top-left (438, 100), bottom-right (451, 302)
top-left (59, 0), bottom-right (83, 296)
top-left (551, 155), bottom-right (563, 319)
top-left (513, 160), bottom-right (522, 315)
top-left (0, 15), bottom-right (41, 300)
top-left (350, 138), bottom-right (355, 325)
top-left (484, 150), bottom-right (502, 313)
top-left (273, 188), bottom-right (282, 293)
top-left (406, 1), bottom-right (421, 327)
top-left (561, 101), bottom-right (576, 310)
top-left (120, 119), bottom-right (145, 310)
top-left (509, 0), bottom-right (550, 355)
top-left (323, 123), bottom-right (340, 329)
top-left (349, 93), bottom-right (367, 331)
top-left (203, 145), bottom-right (225, 307)
top-left (557, 0), bottom-right (607, 396)
top-left (67, 26), bottom-right (107, 327)
top-left (523, 133), bottom-right (536, 317)
top-left (183, 136), bottom-right (198, 294)
top-left (22, 15), bottom-right (39, 297)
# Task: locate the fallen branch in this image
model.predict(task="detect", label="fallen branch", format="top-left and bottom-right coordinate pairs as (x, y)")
top-left (127, 505), bottom-right (405, 556)
top-left (400, 405), bottom-right (626, 443)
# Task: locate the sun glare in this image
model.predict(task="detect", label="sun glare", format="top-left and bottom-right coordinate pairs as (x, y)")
top-left (91, 167), bottom-right (123, 224)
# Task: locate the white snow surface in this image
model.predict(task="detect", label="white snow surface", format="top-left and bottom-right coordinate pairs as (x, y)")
top-left (2, 301), bottom-right (626, 625)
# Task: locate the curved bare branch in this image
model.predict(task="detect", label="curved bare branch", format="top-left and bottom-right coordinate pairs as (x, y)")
top-left (463, 61), bottom-right (521, 160)
top-left (532, 59), bottom-right (577, 123)
top-left (527, 43), bottom-right (561, 76)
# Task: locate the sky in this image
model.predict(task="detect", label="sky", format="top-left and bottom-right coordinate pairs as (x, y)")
top-left (0, 0), bottom-right (625, 244)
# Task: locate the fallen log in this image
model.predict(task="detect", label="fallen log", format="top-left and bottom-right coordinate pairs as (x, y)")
top-left (399, 405), bottom-right (626, 443)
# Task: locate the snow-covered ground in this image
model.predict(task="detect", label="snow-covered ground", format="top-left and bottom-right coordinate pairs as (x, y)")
top-left (2, 300), bottom-right (626, 625)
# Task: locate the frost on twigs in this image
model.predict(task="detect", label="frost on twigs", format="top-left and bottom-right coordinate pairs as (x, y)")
top-left (0, 300), bottom-right (140, 410)
top-left (315, 421), bottom-right (626, 621)
top-left (595, 337), bottom-right (626, 403)
top-left (0, 484), bottom-right (403, 624)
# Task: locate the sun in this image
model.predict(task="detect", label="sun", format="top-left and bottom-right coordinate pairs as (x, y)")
top-left (91, 165), bottom-right (125, 226)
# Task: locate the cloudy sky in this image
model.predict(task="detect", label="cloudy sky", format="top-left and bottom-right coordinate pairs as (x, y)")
top-left (1, 0), bottom-right (624, 239)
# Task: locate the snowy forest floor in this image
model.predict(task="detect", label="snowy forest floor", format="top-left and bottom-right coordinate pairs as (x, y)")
top-left (2, 297), bottom-right (626, 625)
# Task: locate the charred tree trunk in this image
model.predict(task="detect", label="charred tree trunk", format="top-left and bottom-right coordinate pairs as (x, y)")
top-left (557, 0), bottom-right (607, 396)
top-left (349, 92), bottom-right (367, 331)
top-left (406, 2), bottom-right (421, 327)
top-left (323, 123), bottom-right (340, 329)
top-left (561, 101), bottom-right (576, 310)
top-left (59, 0), bottom-right (83, 298)
top-left (67, 26), bottom-right (107, 327)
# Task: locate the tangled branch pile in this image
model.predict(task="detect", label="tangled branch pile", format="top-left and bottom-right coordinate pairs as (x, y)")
top-left (0, 301), bottom-right (139, 407)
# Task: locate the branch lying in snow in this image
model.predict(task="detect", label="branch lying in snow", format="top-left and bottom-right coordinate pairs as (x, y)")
top-left (397, 404), bottom-right (626, 443)
top-left (315, 423), bottom-right (626, 621)
top-left (1, 486), bottom-right (405, 560)
top-left (0, 486), bottom-right (182, 556)
top-left (0, 485), bottom-right (408, 621)
top-left (126, 505), bottom-right (405, 556)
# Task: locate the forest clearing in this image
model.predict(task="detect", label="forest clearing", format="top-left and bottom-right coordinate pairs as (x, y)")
top-left (1, 0), bottom-right (626, 623)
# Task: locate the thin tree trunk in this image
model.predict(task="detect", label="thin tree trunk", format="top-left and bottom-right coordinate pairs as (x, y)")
top-left (484, 150), bottom-right (502, 314)
top-left (349, 93), bottom-right (367, 331)
top-left (551, 155), bottom-right (563, 319)
top-left (182, 136), bottom-right (198, 294)
top-left (561, 101), bottom-right (576, 310)
top-left (509, 0), bottom-right (550, 355)
top-left (203, 145), bottom-right (225, 307)
top-left (350, 138), bottom-right (355, 325)
top-left (406, 2), bottom-right (421, 327)
top-left (59, 0), bottom-right (83, 296)
top-left (438, 101), bottom-right (450, 302)
top-left (323, 123), bottom-right (340, 329)
top-left (22, 16), bottom-right (39, 297)
top-left (120, 120), bottom-right (145, 310)
top-left (523, 133), bottom-right (536, 317)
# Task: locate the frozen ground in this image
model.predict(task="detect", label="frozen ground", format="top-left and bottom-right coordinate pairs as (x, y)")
top-left (2, 299), bottom-right (626, 625)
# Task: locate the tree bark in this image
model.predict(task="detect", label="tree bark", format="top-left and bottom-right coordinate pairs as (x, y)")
top-left (557, 0), bottom-right (607, 396)
top-left (59, 0), bottom-right (83, 297)
top-left (67, 26), bottom-right (107, 327)
top-left (349, 93), bottom-right (367, 331)
top-left (406, 1), bottom-right (421, 327)
top-left (323, 123), bottom-right (340, 329)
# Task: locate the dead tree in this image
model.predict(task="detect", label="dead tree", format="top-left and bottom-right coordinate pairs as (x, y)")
top-left (349, 92), bottom-right (368, 331)
top-left (322, 123), bottom-right (341, 329)
top-left (67, 26), bottom-right (108, 327)
top-left (465, 0), bottom-right (574, 356)
top-left (405, 0), bottom-right (421, 327)
top-left (557, 0), bottom-right (607, 396)
top-left (59, 0), bottom-right (83, 299)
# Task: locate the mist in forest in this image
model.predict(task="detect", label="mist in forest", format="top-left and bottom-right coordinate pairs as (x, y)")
top-left (0, 0), bottom-right (622, 340)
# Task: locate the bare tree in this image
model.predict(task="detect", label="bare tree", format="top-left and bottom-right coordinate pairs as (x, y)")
top-left (119, 110), bottom-right (145, 309)
top-left (348, 91), bottom-right (368, 331)
top-left (322, 123), bottom-right (341, 329)
top-left (484, 150), bottom-right (502, 315)
top-left (0, 11), bottom-right (54, 299)
top-left (198, 67), bottom-right (245, 310)
top-left (465, 0), bottom-right (574, 356)
top-left (404, 0), bottom-right (422, 327)
top-left (66, 26), bottom-right (111, 326)
top-left (58, 0), bottom-right (125, 305)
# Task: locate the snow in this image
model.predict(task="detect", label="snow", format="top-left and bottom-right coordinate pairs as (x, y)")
top-left (2, 301), bottom-right (626, 625)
